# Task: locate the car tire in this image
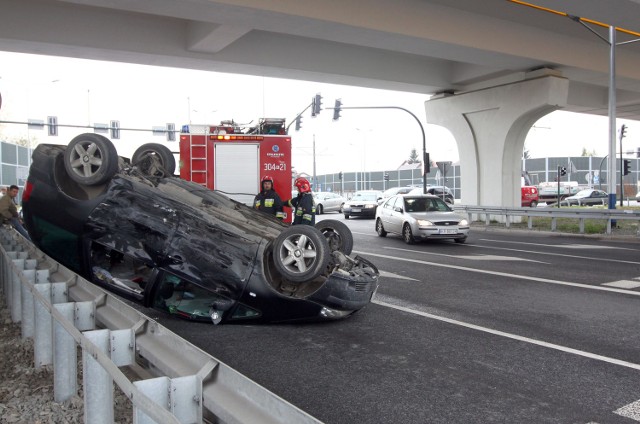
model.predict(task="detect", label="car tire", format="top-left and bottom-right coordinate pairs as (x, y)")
top-left (344, 214), bottom-right (350, 219)
top-left (530, 201), bottom-right (538, 208)
top-left (454, 237), bottom-right (467, 244)
top-left (273, 226), bottom-right (330, 283)
top-left (64, 133), bottom-right (119, 186)
top-left (315, 219), bottom-right (353, 255)
top-left (132, 143), bottom-right (177, 176)
top-left (316, 204), bottom-right (323, 215)
top-left (376, 219), bottom-right (387, 237)
top-left (402, 223), bottom-right (415, 244)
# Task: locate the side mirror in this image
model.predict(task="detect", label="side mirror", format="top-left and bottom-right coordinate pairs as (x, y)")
top-left (394, 207), bottom-right (403, 213)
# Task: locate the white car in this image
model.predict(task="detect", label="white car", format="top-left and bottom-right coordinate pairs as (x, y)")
top-left (313, 192), bottom-right (346, 214)
top-left (375, 194), bottom-right (469, 244)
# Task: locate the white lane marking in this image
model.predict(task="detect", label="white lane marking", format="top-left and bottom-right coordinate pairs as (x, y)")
top-left (384, 247), bottom-right (546, 263)
top-left (379, 270), bottom-right (418, 281)
top-left (615, 399), bottom-right (640, 421)
top-left (373, 298), bottom-right (640, 371)
top-left (463, 243), bottom-right (640, 266)
top-left (479, 238), bottom-right (637, 251)
top-left (354, 250), bottom-right (640, 297)
top-left (602, 280), bottom-right (640, 289)
top-left (352, 231), bottom-right (377, 237)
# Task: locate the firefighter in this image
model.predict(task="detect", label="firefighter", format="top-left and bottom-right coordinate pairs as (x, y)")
top-left (254, 175), bottom-right (284, 219)
top-left (286, 177), bottom-right (316, 225)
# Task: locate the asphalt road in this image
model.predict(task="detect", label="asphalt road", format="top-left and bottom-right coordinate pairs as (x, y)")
top-left (159, 214), bottom-right (640, 424)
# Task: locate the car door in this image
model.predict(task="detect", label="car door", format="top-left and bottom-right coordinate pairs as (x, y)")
top-left (326, 193), bottom-right (339, 211)
top-left (387, 196), bottom-right (405, 234)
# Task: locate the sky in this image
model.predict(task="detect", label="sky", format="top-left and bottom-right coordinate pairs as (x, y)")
top-left (1, 51), bottom-right (638, 176)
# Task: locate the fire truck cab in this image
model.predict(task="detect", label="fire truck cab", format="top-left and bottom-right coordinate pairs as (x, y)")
top-left (179, 118), bottom-right (292, 222)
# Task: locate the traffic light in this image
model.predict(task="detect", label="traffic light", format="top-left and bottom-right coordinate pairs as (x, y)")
top-left (620, 124), bottom-right (627, 140)
top-left (384, 173), bottom-right (389, 181)
top-left (166, 123), bottom-right (176, 141)
top-left (424, 152), bottom-right (430, 174)
top-left (110, 120), bottom-right (120, 139)
top-left (333, 99), bottom-right (342, 121)
top-left (623, 159), bottom-right (631, 176)
top-left (311, 93), bottom-right (322, 116)
top-left (559, 166), bottom-right (567, 176)
top-left (295, 115), bottom-right (303, 131)
top-left (47, 116), bottom-right (58, 136)
top-left (338, 171), bottom-right (343, 180)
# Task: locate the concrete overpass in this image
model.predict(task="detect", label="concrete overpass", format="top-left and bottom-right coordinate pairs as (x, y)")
top-left (1, 0), bottom-right (640, 205)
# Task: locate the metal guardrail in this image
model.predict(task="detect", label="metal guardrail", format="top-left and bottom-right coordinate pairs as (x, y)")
top-left (0, 228), bottom-right (322, 424)
top-left (454, 205), bottom-right (640, 236)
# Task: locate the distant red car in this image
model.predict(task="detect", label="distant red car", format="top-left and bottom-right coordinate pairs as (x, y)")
top-left (521, 186), bottom-right (539, 208)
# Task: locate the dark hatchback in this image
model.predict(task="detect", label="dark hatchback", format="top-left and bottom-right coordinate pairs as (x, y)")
top-left (22, 134), bottom-right (379, 324)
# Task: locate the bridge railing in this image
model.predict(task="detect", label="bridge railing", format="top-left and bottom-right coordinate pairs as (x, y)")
top-left (0, 229), bottom-right (322, 424)
top-left (454, 205), bottom-right (640, 236)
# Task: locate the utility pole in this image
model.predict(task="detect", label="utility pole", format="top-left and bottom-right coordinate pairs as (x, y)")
top-left (312, 134), bottom-right (317, 191)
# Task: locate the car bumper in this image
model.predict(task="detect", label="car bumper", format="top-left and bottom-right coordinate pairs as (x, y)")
top-left (415, 227), bottom-right (469, 240)
top-left (344, 207), bottom-right (377, 217)
top-left (308, 256), bottom-right (379, 312)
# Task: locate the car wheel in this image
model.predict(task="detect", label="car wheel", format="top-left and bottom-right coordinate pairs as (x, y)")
top-left (454, 237), bottom-right (467, 244)
top-left (402, 224), bottom-right (415, 244)
top-left (376, 219), bottom-right (387, 237)
top-left (315, 219), bottom-right (353, 255)
top-left (132, 143), bottom-right (177, 176)
top-left (344, 214), bottom-right (350, 219)
top-left (273, 226), bottom-right (330, 283)
top-left (530, 201), bottom-right (538, 208)
top-left (316, 204), bottom-right (323, 215)
top-left (64, 133), bottom-right (119, 186)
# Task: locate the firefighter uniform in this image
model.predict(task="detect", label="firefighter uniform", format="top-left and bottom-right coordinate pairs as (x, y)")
top-left (254, 189), bottom-right (284, 219)
top-left (287, 193), bottom-right (315, 225)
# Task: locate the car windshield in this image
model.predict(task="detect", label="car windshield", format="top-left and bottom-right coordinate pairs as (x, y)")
top-left (404, 197), bottom-right (451, 212)
top-left (352, 193), bottom-right (378, 201)
top-left (573, 190), bottom-right (592, 198)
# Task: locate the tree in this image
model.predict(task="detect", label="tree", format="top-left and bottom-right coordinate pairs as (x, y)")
top-left (580, 147), bottom-right (596, 157)
top-left (407, 148), bottom-right (420, 164)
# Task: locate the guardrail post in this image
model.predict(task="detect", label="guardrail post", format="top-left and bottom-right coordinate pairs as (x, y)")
top-left (53, 302), bottom-right (78, 402)
top-left (551, 217), bottom-right (557, 232)
top-left (134, 375), bottom-right (201, 424)
top-left (34, 283), bottom-right (53, 367)
top-left (20, 269), bottom-right (36, 339)
top-left (83, 329), bottom-right (114, 424)
top-left (11, 258), bottom-right (25, 322)
top-left (579, 218), bottom-right (585, 234)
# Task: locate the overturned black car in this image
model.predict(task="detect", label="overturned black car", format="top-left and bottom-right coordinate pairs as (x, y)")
top-left (22, 134), bottom-right (379, 324)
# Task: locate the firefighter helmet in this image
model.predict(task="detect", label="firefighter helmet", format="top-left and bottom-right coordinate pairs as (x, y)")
top-left (294, 177), bottom-right (311, 193)
top-left (261, 175), bottom-right (274, 190)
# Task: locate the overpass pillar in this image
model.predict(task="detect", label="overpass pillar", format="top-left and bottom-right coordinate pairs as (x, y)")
top-left (425, 75), bottom-right (569, 206)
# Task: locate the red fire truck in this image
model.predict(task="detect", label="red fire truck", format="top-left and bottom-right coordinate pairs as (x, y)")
top-left (179, 118), bottom-right (293, 222)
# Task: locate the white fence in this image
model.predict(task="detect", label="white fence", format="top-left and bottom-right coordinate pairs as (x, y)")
top-left (0, 229), bottom-right (322, 424)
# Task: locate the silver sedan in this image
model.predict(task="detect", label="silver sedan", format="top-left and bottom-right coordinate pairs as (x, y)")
top-left (375, 194), bottom-right (469, 244)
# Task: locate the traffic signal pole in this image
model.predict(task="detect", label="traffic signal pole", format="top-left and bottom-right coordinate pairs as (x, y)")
top-left (329, 105), bottom-right (428, 194)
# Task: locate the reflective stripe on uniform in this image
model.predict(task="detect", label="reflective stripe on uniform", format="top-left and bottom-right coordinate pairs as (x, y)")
top-left (302, 213), bottom-right (313, 221)
top-left (265, 199), bottom-right (274, 207)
